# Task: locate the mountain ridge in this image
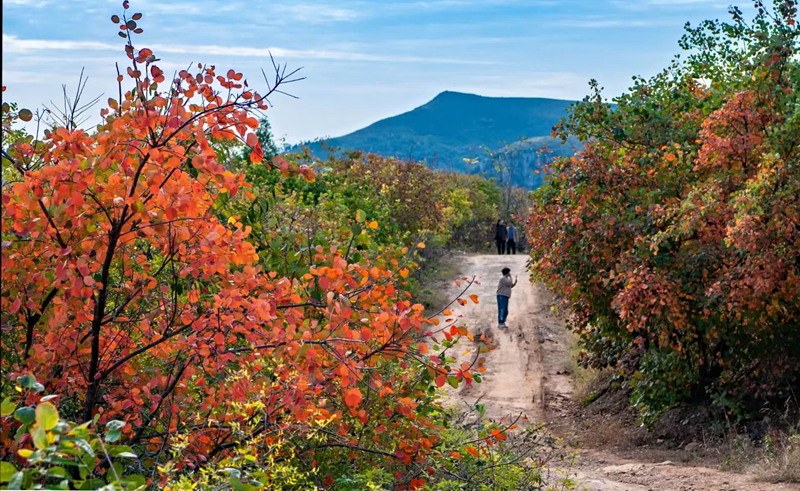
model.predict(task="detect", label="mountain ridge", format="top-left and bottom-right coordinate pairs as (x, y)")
top-left (292, 91), bottom-right (581, 187)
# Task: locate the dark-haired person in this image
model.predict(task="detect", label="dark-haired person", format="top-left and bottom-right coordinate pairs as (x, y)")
top-left (496, 267), bottom-right (517, 328)
top-left (506, 223), bottom-right (517, 254)
top-left (494, 220), bottom-right (507, 255)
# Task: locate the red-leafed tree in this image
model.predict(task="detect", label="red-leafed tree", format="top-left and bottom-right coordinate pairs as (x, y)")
top-left (1, 3), bottom-right (569, 490)
top-left (527, 0), bottom-right (799, 420)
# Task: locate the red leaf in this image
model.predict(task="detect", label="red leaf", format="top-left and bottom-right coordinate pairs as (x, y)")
top-left (250, 144), bottom-right (263, 163)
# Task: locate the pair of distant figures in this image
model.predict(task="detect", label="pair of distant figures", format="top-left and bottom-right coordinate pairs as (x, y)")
top-left (494, 220), bottom-right (518, 255)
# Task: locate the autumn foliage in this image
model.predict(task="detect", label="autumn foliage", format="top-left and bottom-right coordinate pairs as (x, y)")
top-left (527, 0), bottom-right (799, 419)
top-left (0, 3), bottom-right (552, 490)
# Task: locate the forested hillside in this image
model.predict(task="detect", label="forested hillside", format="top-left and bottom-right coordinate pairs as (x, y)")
top-left (297, 91), bottom-right (578, 187)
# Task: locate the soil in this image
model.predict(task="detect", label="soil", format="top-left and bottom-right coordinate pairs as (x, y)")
top-left (441, 254), bottom-right (799, 491)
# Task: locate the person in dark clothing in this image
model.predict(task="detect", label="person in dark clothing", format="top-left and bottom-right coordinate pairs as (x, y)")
top-left (506, 223), bottom-right (517, 254)
top-left (494, 220), bottom-right (507, 255)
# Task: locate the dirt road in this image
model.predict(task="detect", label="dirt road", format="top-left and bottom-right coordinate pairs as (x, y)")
top-left (443, 254), bottom-right (797, 491)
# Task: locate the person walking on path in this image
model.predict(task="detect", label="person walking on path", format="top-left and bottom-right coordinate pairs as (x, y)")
top-left (494, 220), bottom-right (508, 255)
top-left (496, 267), bottom-right (518, 328)
top-left (506, 223), bottom-right (517, 255)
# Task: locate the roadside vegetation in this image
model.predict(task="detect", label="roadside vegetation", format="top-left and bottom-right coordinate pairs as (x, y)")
top-left (0, 3), bottom-right (553, 490)
top-left (527, 0), bottom-right (799, 481)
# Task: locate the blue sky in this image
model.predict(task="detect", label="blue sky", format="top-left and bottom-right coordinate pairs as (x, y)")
top-left (3, 0), bottom-right (731, 143)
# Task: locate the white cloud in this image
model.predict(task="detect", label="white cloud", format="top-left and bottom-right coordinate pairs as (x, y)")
top-left (611, 0), bottom-right (724, 9)
top-left (3, 0), bottom-right (49, 6)
top-left (647, 0), bottom-right (716, 4)
top-left (2, 34), bottom-right (116, 52)
top-left (556, 18), bottom-right (664, 28)
top-left (2, 34), bottom-right (494, 65)
top-left (274, 4), bottom-right (361, 22)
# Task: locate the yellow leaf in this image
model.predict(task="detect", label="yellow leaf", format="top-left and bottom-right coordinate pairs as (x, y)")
top-left (36, 402), bottom-right (59, 431)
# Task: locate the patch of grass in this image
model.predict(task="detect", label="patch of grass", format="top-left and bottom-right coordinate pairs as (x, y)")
top-left (565, 330), bottom-right (601, 404)
top-left (756, 431), bottom-right (800, 483)
top-left (717, 426), bottom-right (800, 484)
top-left (414, 253), bottom-right (464, 314)
top-left (720, 435), bottom-right (759, 472)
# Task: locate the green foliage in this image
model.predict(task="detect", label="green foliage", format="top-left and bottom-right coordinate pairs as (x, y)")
top-left (1, 376), bottom-right (144, 490)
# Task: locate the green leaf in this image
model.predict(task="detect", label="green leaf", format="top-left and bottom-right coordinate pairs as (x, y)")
top-left (356, 209), bottom-right (366, 222)
top-left (0, 461), bottom-right (17, 483)
top-left (36, 402), bottom-right (59, 430)
top-left (15, 406), bottom-right (35, 425)
top-left (17, 374), bottom-right (37, 389)
top-left (78, 478), bottom-right (106, 489)
top-left (82, 452), bottom-right (96, 471)
top-left (1, 397), bottom-right (16, 417)
top-left (32, 425), bottom-right (48, 449)
top-left (74, 439), bottom-right (95, 457)
top-left (105, 420), bottom-right (125, 431)
top-left (18, 108), bottom-right (33, 122)
top-left (446, 376), bottom-right (459, 389)
top-left (8, 471), bottom-right (24, 490)
top-left (108, 445), bottom-right (135, 457)
top-left (105, 430), bottom-right (121, 443)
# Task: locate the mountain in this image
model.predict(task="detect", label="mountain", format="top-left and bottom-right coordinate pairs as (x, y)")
top-left (295, 91), bottom-right (582, 188)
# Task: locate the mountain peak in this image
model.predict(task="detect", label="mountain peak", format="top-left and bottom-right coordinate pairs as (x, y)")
top-left (431, 90), bottom-right (479, 100)
top-left (297, 92), bottom-right (578, 187)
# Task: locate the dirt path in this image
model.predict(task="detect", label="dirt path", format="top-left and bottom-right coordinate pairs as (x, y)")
top-left (443, 254), bottom-right (798, 491)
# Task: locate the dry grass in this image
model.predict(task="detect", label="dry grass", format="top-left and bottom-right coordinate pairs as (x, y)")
top-left (416, 253), bottom-right (464, 315)
top-left (565, 331), bottom-right (600, 404)
top-left (756, 432), bottom-right (800, 483)
top-left (716, 426), bottom-right (800, 484)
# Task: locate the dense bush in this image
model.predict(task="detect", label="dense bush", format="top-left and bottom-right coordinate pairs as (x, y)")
top-left (0, 3), bottom-right (556, 489)
top-left (527, 0), bottom-right (799, 421)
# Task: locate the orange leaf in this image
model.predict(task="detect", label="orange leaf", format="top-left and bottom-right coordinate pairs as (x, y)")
top-left (250, 144), bottom-right (264, 163)
top-left (344, 388), bottom-right (362, 408)
top-left (469, 294), bottom-right (479, 304)
top-left (465, 446), bottom-right (479, 457)
top-left (450, 451), bottom-right (462, 460)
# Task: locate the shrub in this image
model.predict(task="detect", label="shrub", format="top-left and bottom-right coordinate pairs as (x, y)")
top-left (527, 0), bottom-right (800, 420)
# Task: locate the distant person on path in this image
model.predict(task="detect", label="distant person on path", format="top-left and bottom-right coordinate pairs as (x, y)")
top-left (494, 220), bottom-right (507, 255)
top-left (506, 223), bottom-right (517, 255)
top-left (496, 267), bottom-right (517, 328)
